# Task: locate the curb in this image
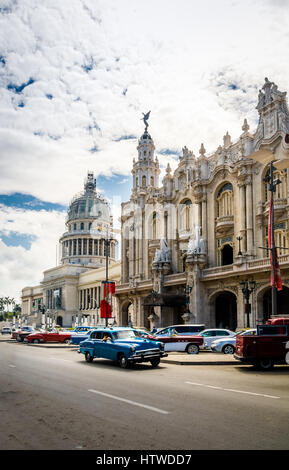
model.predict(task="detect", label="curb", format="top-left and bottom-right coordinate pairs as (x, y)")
top-left (162, 359), bottom-right (240, 366)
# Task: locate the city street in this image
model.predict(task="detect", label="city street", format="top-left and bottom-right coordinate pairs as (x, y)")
top-left (0, 339), bottom-right (289, 450)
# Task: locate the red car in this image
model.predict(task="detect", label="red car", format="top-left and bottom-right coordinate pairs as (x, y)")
top-left (154, 329), bottom-right (204, 354)
top-left (26, 331), bottom-right (71, 344)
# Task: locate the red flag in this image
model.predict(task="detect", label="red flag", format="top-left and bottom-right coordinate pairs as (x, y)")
top-left (268, 198), bottom-right (282, 291)
top-left (100, 299), bottom-right (112, 318)
top-left (104, 282), bottom-right (115, 297)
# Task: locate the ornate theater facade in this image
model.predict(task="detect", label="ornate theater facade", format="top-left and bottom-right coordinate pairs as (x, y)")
top-left (115, 78), bottom-right (289, 331)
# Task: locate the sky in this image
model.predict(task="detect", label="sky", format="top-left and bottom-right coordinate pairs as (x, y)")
top-left (0, 0), bottom-right (289, 301)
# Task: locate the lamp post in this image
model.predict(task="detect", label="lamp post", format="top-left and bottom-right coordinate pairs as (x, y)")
top-left (39, 304), bottom-right (46, 329)
top-left (185, 285), bottom-right (192, 314)
top-left (240, 280), bottom-right (256, 328)
top-left (236, 236), bottom-right (243, 256)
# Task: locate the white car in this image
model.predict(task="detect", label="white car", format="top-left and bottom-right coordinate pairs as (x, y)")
top-left (1, 327), bottom-right (12, 335)
top-left (211, 329), bottom-right (257, 354)
top-left (199, 329), bottom-right (236, 349)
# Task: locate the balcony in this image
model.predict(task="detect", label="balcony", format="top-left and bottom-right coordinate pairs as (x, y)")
top-left (215, 215), bottom-right (234, 234)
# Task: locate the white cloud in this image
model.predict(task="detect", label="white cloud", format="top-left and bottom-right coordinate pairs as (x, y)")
top-left (0, 0), bottom-right (289, 297)
top-left (0, 204), bottom-right (65, 301)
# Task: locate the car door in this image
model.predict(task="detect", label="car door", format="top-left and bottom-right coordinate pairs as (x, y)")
top-left (89, 331), bottom-right (104, 358)
top-left (97, 332), bottom-right (115, 359)
top-left (201, 330), bottom-right (217, 348)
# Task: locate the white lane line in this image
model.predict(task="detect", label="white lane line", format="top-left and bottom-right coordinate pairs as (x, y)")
top-left (185, 382), bottom-right (280, 399)
top-left (8, 364), bottom-right (16, 368)
top-left (88, 389), bottom-right (170, 415)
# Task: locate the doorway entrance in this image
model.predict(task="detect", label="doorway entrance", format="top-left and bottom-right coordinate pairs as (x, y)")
top-left (262, 286), bottom-right (289, 321)
top-left (215, 291), bottom-right (237, 330)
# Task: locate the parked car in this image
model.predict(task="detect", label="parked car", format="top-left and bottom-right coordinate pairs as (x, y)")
top-left (156, 324), bottom-right (205, 336)
top-left (133, 328), bottom-right (156, 340)
top-left (199, 329), bottom-right (236, 349)
top-left (26, 330), bottom-right (71, 344)
top-left (12, 326), bottom-right (36, 342)
top-left (70, 328), bottom-right (101, 345)
top-left (78, 327), bottom-right (167, 368)
top-left (12, 326), bottom-right (35, 340)
top-left (234, 324), bottom-right (289, 370)
top-left (154, 329), bottom-right (204, 354)
top-left (211, 329), bottom-right (257, 354)
top-left (1, 326), bottom-right (12, 335)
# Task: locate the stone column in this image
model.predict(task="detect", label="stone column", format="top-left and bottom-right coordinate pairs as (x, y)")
top-left (246, 178), bottom-right (254, 255)
top-left (201, 198), bottom-right (207, 239)
top-left (238, 183), bottom-right (247, 252)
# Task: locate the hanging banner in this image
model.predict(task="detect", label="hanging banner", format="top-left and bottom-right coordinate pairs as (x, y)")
top-left (100, 299), bottom-right (112, 318)
top-left (104, 281), bottom-right (116, 297)
top-left (268, 198), bottom-right (283, 291)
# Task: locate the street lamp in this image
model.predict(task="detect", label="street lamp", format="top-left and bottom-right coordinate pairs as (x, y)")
top-left (39, 304), bottom-right (46, 329)
top-left (240, 279), bottom-right (256, 328)
top-left (236, 236), bottom-right (243, 256)
top-left (184, 285), bottom-right (192, 314)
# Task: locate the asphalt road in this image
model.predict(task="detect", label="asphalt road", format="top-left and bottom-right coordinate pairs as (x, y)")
top-left (0, 340), bottom-right (289, 450)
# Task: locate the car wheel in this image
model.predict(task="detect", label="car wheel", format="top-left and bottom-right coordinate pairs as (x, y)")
top-left (16, 335), bottom-right (22, 342)
top-left (64, 339), bottom-right (70, 344)
top-left (222, 344), bottom-right (235, 354)
top-left (257, 359), bottom-right (274, 370)
top-left (186, 344), bottom-right (199, 354)
top-left (118, 354), bottom-right (129, 369)
top-left (85, 351), bottom-right (94, 363)
top-left (33, 339), bottom-right (40, 344)
top-left (150, 358), bottom-right (160, 368)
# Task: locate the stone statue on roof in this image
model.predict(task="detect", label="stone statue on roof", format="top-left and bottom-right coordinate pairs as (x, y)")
top-left (141, 111), bottom-right (151, 132)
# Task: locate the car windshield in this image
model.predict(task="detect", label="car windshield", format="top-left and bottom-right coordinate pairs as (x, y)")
top-left (112, 330), bottom-right (137, 340)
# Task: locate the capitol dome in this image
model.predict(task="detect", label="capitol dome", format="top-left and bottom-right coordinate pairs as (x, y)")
top-left (60, 172), bottom-right (117, 267)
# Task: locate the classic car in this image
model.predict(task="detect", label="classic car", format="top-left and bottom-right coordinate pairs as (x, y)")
top-left (26, 330), bottom-right (71, 344)
top-left (156, 324), bottom-right (205, 336)
top-left (78, 327), bottom-right (167, 368)
top-left (211, 329), bottom-right (256, 354)
top-left (12, 326), bottom-right (35, 340)
top-left (235, 324), bottom-right (289, 370)
top-left (70, 327), bottom-right (101, 345)
top-left (12, 326), bottom-right (36, 342)
top-left (154, 328), bottom-right (204, 354)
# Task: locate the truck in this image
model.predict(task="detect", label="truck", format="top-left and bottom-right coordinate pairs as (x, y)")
top-left (234, 323), bottom-right (289, 370)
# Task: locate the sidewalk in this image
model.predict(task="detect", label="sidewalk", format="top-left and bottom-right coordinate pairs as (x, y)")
top-left (1, 337), bottom-right (241, 364)
top-left (162, 350), bottom-right (240, 366)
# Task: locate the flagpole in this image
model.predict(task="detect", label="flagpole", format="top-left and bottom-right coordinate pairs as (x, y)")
top-left (268, 161), bottom-right (279, 316)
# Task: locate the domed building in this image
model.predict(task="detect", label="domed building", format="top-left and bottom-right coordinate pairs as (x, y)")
top-left (60, 172), bottom-right (117, 267)
top-left (21, 171), bottom-right (120, 329)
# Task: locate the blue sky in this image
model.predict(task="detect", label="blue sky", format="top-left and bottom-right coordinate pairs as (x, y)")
top-left (0, 0), bottom-right (289, 300)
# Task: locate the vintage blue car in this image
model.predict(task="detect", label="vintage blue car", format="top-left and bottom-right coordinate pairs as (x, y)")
top-left (70, 326), bottom-right (100, 345)
top-left (78, 327), bottom-right (167, 368)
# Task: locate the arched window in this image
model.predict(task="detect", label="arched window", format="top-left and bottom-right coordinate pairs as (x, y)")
top-left (180, 199), bottom-right (192, 232)
top-left (150, 176), bottom-right (154, 186)
top-left (80, 222), bottom-right (84, 231)
top-left (136, 177), bottom-right (138, 188)
top-left (217, 183), bottom-right (233, 217)
top-left (142, 175), bottom-right (146, 188)
top-left (217, 237), bottom-right (233, 266)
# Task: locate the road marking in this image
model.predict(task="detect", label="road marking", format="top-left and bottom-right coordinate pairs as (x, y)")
top-left (185, 382), bottom-right (280, 399)
top-left (88, 389), bottom-right (170, 415)
top-left (8, 365), bottom-right (16, 368)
